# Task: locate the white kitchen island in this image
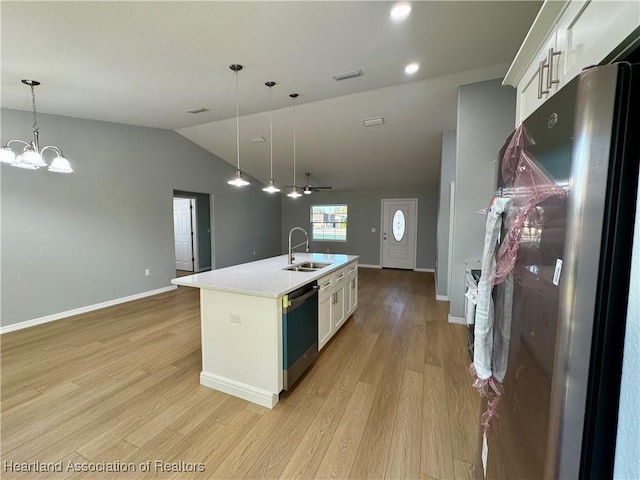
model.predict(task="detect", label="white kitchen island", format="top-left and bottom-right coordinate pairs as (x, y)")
top-left (171, 253), bottom-right (359, 408)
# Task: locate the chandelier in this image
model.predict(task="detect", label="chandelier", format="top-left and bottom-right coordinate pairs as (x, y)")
top-left (0, 80), bottom-right (73, 173)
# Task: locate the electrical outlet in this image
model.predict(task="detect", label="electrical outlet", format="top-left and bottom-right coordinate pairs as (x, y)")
top-left (230, 313), bottom-right (242, 324)
top-left (371, 227), bottom-right (376, 233)
top-left (253, 251), bottom-right (256, 256)
top-left (145, 268), bottom-right (150, 276)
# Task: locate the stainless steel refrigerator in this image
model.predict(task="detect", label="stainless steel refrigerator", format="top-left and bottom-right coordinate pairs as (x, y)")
top-left (484, 62), bottom-right (639, 479)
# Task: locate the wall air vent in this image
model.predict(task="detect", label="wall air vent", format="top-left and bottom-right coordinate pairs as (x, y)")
top-left (363, 117), bottom-right (385, 127)
top-left (331, 70), bottom-right (364, 81)
top-left (249, 136), bottom-right (266, 143)
top-left (184, 107), bottom-right (209, 114)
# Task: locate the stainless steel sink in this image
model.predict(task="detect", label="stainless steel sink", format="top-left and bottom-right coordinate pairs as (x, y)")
top-left (283, 266), bottom-right (317, 272)
top-left (283, 261), bottom-right (332, 272)
top-left (297, 261), bottom-right (331, 269)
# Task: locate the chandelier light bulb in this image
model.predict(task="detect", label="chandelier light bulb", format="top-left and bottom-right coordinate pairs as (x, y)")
top-left (0, 147), bottom-right (16, 164)
top-left (48, 155), bottom-right (73, 173)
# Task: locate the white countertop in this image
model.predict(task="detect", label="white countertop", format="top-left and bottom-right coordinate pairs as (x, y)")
top-left (171, 253), bottom-right (359, 298)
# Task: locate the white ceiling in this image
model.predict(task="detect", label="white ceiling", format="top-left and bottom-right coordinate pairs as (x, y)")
top-left (1, 1), bottom-right (541, 191)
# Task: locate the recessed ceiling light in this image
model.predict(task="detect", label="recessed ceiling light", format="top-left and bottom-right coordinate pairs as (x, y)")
top-left (184, 107), bottom-right (209, 114)
top-left (390, 2), bottom-right (411, 22)
top-left (249, 136), bottom-right (266, 143)
top-left (405, 63), bottom-right (420, 75)
top-left (363, 117), bottom-right (385, 127)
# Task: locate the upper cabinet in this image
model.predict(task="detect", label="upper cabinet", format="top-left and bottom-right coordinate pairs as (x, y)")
top-left (504, 0), bottom-right (640, 124)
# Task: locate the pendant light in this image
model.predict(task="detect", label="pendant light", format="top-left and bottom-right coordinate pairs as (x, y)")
top-left (262, 81), bottom-right (281, 193)
top-left (287, 93), bottom-right (302, 198)
top-left (1, 80), bottom-right (73, 173)
top-left (227, 64), bottom-right (250, 187)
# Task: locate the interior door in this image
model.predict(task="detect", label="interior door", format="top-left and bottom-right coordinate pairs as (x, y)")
top-left (173, 197), bottom-right (194, 271)
top-left (381, 199), bottom-right (417, 269)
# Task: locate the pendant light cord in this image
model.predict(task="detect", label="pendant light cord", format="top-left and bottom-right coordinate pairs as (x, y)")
top-left (292, 95), bottom-right (296, 186)
top-left (269, 86), bottom-right (273, 179)
top-left (235, 70), bottom-right (240, 170)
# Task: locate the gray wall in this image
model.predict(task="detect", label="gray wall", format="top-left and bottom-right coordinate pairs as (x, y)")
top-left (1, 108), bottom-right (281, 327)
top-left (174, 190), bottom-right (212, 270)
top-left (435, 130), bottom-right (456, 298)
top-left (449, 79), bottom-right (515, 319)
top-left (280, 188), bottom-right (437, 269)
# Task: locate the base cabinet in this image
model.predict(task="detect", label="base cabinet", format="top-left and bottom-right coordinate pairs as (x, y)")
top-left (318, 260), bottom-right (358, 350)
top-left (318, 275), bottom-right (334, 350)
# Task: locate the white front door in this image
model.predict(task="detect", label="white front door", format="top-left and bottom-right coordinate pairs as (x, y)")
top-left (381, 198), bottom-right (417, 269)
top-left (173, 197), bottom-right (194, 271)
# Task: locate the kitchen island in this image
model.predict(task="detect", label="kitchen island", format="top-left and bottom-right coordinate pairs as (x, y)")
top-left (171, 253), bottom-right (359, 407)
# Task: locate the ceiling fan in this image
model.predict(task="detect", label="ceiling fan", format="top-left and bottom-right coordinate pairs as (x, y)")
top-left (285, 172), bottom-right (332, 195)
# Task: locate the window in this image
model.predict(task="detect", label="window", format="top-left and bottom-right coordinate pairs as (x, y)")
top-left (311, 205), bottom-right (348, 241)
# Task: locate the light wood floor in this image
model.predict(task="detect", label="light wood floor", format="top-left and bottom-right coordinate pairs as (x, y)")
top-left (1, 268), bottom-right (482, 479)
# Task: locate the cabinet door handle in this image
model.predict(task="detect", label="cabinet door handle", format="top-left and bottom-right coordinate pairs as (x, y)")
top-left (546, 48), bottom-right (561, 89)
top-left (538, 59), bottom-right (550, 99)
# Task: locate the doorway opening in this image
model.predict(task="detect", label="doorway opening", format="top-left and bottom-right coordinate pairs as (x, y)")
top-left (173, 190), bottom-right (213, 277)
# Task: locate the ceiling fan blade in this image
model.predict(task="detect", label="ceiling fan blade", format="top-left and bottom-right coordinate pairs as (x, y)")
top-left (311, 186), bottom-right (332, 190)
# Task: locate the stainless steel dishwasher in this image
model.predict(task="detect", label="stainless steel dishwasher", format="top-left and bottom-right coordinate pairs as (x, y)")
top-left (282, 282), bottom-right (319, 390)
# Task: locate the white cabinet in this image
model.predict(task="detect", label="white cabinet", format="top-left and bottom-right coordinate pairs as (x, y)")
top-left (345, 261), bottom-right (358, 316)
top-left (318, 274), bottom-right (333, 350)
top-left (317, 260), bottom-right (358, 351)
top-left (505, 0), bottom-right (640, 124)
top-left (516, 26), bottom-right (561, 123)
top-left (331, 268), bottom-right (347, 330)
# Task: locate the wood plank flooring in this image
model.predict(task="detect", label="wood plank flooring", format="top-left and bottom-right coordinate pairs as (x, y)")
top-left (1, 268), bottom-right (482, 479)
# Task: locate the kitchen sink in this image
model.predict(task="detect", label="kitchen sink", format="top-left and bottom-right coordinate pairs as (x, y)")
top-left (283, 266), bottom-right (317, 272)
top-left (283, 261), bottom-right (332, 272)
top-left (297, 261), bottom-right (331, 269)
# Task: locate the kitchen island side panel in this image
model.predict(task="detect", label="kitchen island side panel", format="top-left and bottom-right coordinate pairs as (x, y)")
top-left (199, 289), bottom-right (283, 407)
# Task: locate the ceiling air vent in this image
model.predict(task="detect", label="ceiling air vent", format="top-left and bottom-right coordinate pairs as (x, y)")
top-left (363, 117), bottom-right (385, 127)
top-left (331, 70), bottom-right (364, 81)
top-left (185, 107), bottom-right (209, 114)
top-left (249, 136), bottom-right (266, 143)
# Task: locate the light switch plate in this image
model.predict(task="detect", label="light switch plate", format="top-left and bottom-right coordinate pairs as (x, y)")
top-left (230, 313), bottom-right (242, 324)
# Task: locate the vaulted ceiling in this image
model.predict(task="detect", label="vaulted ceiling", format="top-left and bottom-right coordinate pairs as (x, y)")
top-left (1, 1), bottom-right (541, 191)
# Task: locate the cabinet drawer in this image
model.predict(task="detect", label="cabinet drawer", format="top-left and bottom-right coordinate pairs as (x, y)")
top-left (318, 274), bottom-right (333, 296)
top-left (333, 267), bottom-right (347, 284)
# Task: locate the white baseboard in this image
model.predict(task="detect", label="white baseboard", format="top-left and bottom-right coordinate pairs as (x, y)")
top-left (448, 314), bottom-right (467, 325)
top-left (414, 268), bottom-right (435, 273)
top-left (0, 285), bottom-right (177, 334)
top-left (200, 371), bottom-right (278, 408)
top-left (436, 294), bottom-right (450, 301)
top-left (358, 264), bottom-right (381, 269)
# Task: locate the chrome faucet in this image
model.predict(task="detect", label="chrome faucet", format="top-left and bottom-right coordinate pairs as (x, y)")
top-left (288, 227), bottom-right (309, 264)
